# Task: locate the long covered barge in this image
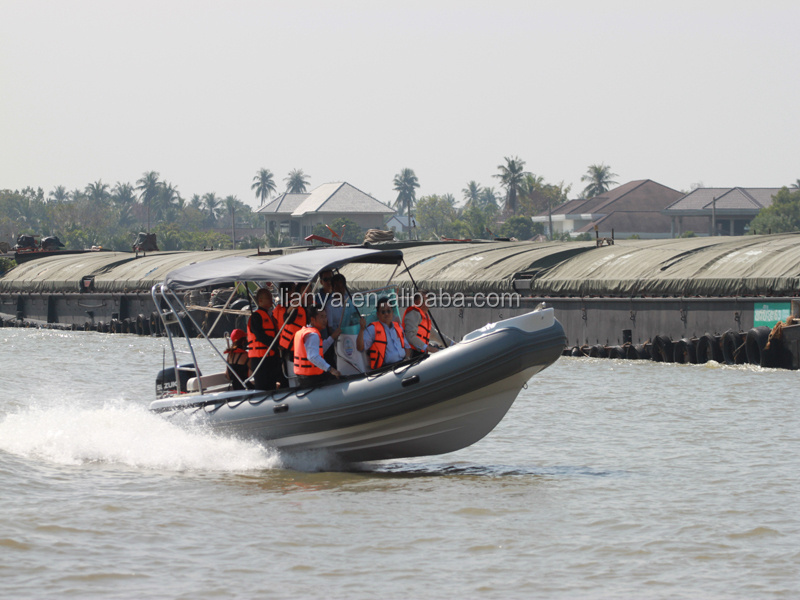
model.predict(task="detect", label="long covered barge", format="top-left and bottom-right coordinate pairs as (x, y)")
top-left (2, 234), bottom-right (800, 367)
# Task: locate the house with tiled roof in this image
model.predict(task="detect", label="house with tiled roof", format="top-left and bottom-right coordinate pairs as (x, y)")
top-left (532, 180), bottom-right (706, 239)
top-left (662, 187), bottom-right (782, 236)
top-left (256, 182), bottom-right (395, 242)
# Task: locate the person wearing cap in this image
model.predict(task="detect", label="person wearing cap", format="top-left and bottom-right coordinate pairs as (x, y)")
top-left (225, 328), bottom-right (249, 390)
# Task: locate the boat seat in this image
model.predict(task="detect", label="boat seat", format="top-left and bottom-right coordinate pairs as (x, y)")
top-left (186, 371), bottom-right (230, 392)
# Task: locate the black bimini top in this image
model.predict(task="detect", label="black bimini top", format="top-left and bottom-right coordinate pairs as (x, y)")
top-left (162, 247), bottom-right (404, 290)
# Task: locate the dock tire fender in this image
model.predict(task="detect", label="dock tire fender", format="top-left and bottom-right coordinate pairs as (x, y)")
top-left (745, 326), bottom-right (773, 367)
top-left (653, 335), bottom-right (673, 362)
top-left (139, 313), bottom-right (151, 336)
top-left (609, 345), bottom-right (625, 359)
top-left (721, 330), bottom-right (746, 365)
top-left (623, 344), bottom-right (639, 360)
top-left (588, 344), bottom-right (607, 358)
top-left (672, 338), bottom-right (697, 364)
top-left (697, 333), bottom-right (723, 364)
top-left (151, 311), bottom-right (161, 336)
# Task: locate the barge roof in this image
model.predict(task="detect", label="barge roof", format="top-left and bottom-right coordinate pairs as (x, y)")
top-left (2, 234), bottom-right (800, 298)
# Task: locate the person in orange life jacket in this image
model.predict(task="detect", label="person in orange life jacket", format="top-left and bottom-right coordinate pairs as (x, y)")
top-left (225, 328), bottom-right (250, 390)
top-left (402, 290), bottom-right (439, 358)
top-left (247, 287), bottom-right (281, 391)
top-left (273, 282), bottom-right (307, 354)
top-left (357, 297), bottom-right (411, 369)
top-left (293, 306), bottom-right (341, 387)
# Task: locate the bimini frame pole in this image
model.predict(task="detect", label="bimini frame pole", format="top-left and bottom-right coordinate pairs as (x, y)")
top-left (153, 283), bottom-right (204, 389)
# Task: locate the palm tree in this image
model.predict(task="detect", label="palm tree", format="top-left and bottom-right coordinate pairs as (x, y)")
top-left (158, 181), bottom-right (181, 223)
top-left (480, 186), bottom-right (499, 209)
top-left (494, 156), bottom-right (529, 214)
top-left (112, 182), bottom-right (137, 227)
top-left (285, 169), bottom-right (309, 194)
top-left (462, 181), bottom-right (482, 208)
top-left (581, 164), bottom-right (618, 199)
top-left (49, 185), bottom-right (69, 203)
top-left (791, 179), bottom-right (800, 189)
top-left (136, 171), bottom-right (161, 232)
top-left (189, 194), bottom-right (203, 211)
top-left (479, 186), bottom-right (500, 232)
top-left (224, 195), bottom-right (239, 249)
top-left (10, 194), bottom-right (41, 231)
top-left (85, 180), bottom-right (110, 205)
top-left (203, 192), bottom-right (221, 227)
top-left (252, 168), bottom-right (277, 205)
top-left (393, 168), bottom-right (420, 237)
top-left (517, 173), bottom-right (545, 215)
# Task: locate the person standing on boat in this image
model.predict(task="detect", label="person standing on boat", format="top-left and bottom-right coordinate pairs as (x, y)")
top-left (403, 290), bottom-right (439, 357)
top-left (326, 274), bottom-right (348, 331)
top-left (247, 287), bottom-right (281, 390)
top-left (316, 269), bottom-right (334, 313)
top-left (323, 273), bottom-right (348, 368)
top-left (225, 328), bottom-right (250, 390)
top-left (357, 297), bottom-right (411, 369)
top-left (293, 306), bottom-right (341, 387)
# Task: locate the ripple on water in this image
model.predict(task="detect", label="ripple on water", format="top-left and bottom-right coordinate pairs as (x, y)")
top-left (0, 331), bottom-right (798, 599)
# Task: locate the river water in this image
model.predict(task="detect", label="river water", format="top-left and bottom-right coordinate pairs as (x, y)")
top-left (0, 328), bottom-right (797, 599)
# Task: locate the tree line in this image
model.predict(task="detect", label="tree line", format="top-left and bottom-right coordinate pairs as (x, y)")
top-left (394, 159), bottom-right (618, 241)
top-left (5, 162), bottom-right (797, 259)
top-left (0, 161), bottom-right (619, 254)
top-left (0, 168), bottom-right (319, 254)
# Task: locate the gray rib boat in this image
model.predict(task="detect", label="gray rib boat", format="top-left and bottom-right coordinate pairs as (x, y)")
top-left (149, 247), bottom-right (566, 462)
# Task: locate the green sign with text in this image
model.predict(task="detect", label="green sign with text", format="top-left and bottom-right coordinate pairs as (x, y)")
top-left (753, 302), bottom-right (791, 327)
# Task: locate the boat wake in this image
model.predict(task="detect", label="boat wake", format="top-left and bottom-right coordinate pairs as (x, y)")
top-left (359, 461), bottom-right (629, 479)
top-left (0, 400), bottom-right (332, 473)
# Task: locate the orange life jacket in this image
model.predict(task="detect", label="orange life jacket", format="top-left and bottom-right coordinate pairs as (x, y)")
top-left (293, 325), bottom-right (324, 376)
top-left (402, 306), bottom-right (432, 348)
top-left (274, 304), bottom-right (307, 351)
top-left (368, 321), bottom-right (406, 370)
top-left (247, 309), bottom-right (277, 358)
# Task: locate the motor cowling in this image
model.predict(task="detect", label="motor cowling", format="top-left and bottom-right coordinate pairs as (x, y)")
top-left (155, 364), bottom-right (197, 398)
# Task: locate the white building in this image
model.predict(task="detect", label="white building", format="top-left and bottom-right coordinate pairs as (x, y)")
top-left (256, 182), bottom-right (395, 243)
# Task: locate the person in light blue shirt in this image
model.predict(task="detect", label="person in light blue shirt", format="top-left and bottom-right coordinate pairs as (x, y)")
top-left (326, 274), bottom-right (348, 333)
top-left (357, 297), bottom-right (411, 368)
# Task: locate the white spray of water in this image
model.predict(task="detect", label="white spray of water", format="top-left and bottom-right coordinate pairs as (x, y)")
top-left (0, 400), bottom-right (291, 472)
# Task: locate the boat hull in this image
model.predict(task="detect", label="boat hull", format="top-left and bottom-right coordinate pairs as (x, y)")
top-left (152, 308), bottom-right (566, 462)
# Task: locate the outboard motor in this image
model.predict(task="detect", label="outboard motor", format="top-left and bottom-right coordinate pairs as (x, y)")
top-left (155, 363), bottom-right (198, 398)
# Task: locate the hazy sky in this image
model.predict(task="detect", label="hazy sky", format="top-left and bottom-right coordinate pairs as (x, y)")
top-left (2, 0), bottom-right (798, 212)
